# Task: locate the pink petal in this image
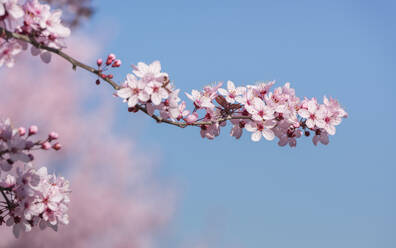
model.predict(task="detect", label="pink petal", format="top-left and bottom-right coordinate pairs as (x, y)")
top-left (262, 129), bottom-right (275, 141)
top-left (40, 52), bottom-right (52, 64)
top-left (251, 131), bottom-right (262, 142)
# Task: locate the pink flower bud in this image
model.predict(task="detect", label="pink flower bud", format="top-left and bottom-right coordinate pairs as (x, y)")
top-left (28, 125), bottom-right (38, 135)
top-left (112, 59), bottom-right (122, 67)
top-left (97, 58), bottom-right (103, 66)
top-left (41, 142), bottom-right (51, 150)
top-left (106, 54), bottom-right (116, 65)
top-left (107, 74), bottom-right (114, 79)
top-left (52, 143), bottom-right (62, 151)
top-left (18, 127), bottom-right (26, 136)
top-left (48, 132), bottom-right (59, 141)
top-left (107, 53), bottom-right (116, 61)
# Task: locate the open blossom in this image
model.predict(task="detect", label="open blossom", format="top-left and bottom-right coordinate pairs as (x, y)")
top-left (117, 74), bottom-right (149, 107)
top-left (245, 120), bottom-right (277, 142)
top-left (0, 0), bottom-right (24, 20)
top-left (199, 108), bottom-right (225, 140)
top-left (145, 81), bottom-right (169, 105)
top-left (186, 89), bottom-right (215, 109)
top-left (218, 80), bottom-right (246, 104)
top-left (0, 42), bottom-right (22, 68)
top-left (132, 60), bottom-right (168, 84)
top-left (323, 96), bottom-right (348, 118)
top-left (248, 97), bottom-right (275, 122)
top-left (203, 82), bottom-right (222, 100)
top-left (169, 101), bottom-right (189, 120)
top-left (298, 98), bottom-right (322, 129)
top-left (250, 81), bottom-right (275, 99)
top-left (314, 96), bottom-right (348, 136)
top-left (235, 87), bottom-right (256, 110)
top-left (0, 174), bottom-right (16, 188)
top-left (159, 89), bottom-right (182, 119)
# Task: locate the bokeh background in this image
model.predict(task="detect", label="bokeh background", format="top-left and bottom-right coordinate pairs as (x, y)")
top-left (0, 0), bottom-right (395, 247)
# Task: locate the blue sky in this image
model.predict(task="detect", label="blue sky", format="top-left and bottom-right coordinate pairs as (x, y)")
top-left (80, 1), bottom-right (395, 247)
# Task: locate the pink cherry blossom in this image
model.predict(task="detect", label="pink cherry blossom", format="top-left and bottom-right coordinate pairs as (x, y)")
top-left (250, 80), bottom-right (275, 99)
top-left (159, 89), bottom-right (181, 119)
top-left (132, 60), bottom-right (168, 84)
top-left (298, 98), bottom-right (322, 129)
top-left (0, 0), bottom-right (24, 20)
top-left (245, 120), bottom-right (277, 142)
top-left (248, 97), bottom-right (275, 122)
top-left (145, 80), bottom-right (169, 105)
top-left (186, 90), bottom-right (215, 109)
top-left (217, 80), bottom-right (246, 104)
top-left (0, 41), bottom-right (22, 68)
top-left (117, 74), bottom-right (149, 107)
top-left (169, 101), bottom-right (190, 120)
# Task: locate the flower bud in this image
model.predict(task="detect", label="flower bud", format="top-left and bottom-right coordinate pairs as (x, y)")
top-left (106, 54), bottom-right (116, 65)
top-left (112, 59), bottom-right (122, 67)
top-left (48, 132), bottom-right (59, 141)
top-left (96, 79), bottom-right (101, 85)
top-left (107, 53), bottom-right (116, 61)
top-left (41, 142), bottom-right (51, 150)
top-left (28, 125), bottom-right (38, 135)
top-left (97, 58), bottom-right (103, 66)
top-left (52, 143), bottom-right (62, 151)
top-left (18, 127), bottom-right (26, 136)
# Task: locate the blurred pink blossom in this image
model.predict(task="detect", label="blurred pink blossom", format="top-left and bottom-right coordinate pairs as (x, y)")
top-left (0, 36), bottom-right (174, 247)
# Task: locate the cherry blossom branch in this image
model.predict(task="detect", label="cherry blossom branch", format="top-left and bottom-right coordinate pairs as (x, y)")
top-left (1, 26), bottom-right (254, 128)
top-left (0, 27), bottom-right (121, 91)
top-left (0, 0), bottom-right (348, 148)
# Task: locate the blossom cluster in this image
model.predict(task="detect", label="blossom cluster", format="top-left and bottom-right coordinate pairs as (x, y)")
top-left (116, 61), bottom-right (348, 147)
top-left (0, 118), bottom-right (70, 238)
top-left (0, 0), bottom-right (70, 67)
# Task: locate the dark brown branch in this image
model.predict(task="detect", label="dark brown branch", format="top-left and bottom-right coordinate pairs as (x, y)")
top-left (0, 188), bottom-right (12, 208)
